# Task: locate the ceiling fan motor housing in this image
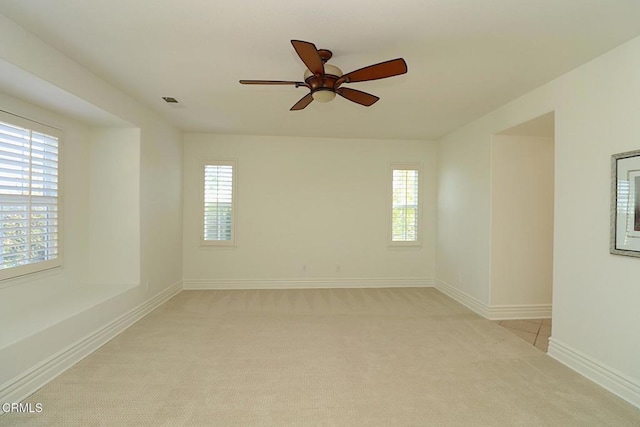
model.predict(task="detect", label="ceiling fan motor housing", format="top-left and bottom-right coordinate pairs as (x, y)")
top-left (303, 64), bottom-right (343, 102)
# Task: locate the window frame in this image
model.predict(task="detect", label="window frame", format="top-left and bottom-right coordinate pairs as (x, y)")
top-left (0, 110), bottom-right (63, 282)
top-left (389, 162), bottom-right (421, 247)
top-left (200, 159), bottom-right (237, 247)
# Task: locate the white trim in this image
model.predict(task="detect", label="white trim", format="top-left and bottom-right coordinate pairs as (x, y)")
top-left (435, 279), bottom-right (490, 318)
top-left (548, 338), bottom-right (640, 409)
top-left (0, 265), bottom-right (62, 290)
top-left (183, 277), bottom-right (433, 290)
top-left (435, 279), bottom-right (552, 320)
top-left (486, 303), bottom-right (552, 320)
top-left (0, 109), bottom-right (63, 132)
top-left (0, 281), bottom-right (182, 410)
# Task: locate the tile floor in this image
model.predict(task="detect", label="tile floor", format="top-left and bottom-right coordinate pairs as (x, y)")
top-left (495, 318), bottom-right (552, 352)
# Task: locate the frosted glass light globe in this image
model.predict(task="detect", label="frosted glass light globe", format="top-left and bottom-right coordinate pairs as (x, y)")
top-left (312, 90), bottom-right (336, 102)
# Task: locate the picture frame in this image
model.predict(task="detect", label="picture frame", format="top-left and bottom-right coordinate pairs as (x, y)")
top-left (611, 149), bottom-right (640, 257)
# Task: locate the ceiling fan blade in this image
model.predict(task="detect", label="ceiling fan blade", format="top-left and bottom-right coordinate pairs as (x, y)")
top-left (291, 40), bottom-right (324, 75)
top-left (240, 80), bottom-right (305, 86)
top-left (338, 58), bottom-right (407, 85)
top-left (336, 87), bottom-right (380, 106)
top-left (290, 93), bottom-right (314, 111)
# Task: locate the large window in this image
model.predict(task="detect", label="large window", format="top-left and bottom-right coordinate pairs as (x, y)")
top-left (0, 111), bottom-right (61, 280)
top-left (391, 164), bottom-right (420, 245)
top-left (202, 160), bottom-right (236, 246)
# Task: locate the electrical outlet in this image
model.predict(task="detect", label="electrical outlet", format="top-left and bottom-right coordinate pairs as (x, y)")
top-left (145, 280), bottom-right (150, 291)
top-left (336, 265), bottom-right (341, 272)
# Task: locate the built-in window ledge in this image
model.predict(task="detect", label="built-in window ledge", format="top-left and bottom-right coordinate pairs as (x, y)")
top-left (0, 282), bottom-right (138, 350)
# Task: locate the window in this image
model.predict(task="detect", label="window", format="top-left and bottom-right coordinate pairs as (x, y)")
top-left (202, 160), bottom-right (236, 246)
top-left (391, 164), bottom-right (420, 245)
top-left (0, 111), bottom-right (61, 281)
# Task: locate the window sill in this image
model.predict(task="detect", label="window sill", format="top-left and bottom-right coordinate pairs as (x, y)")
top-left (199, 243), bottom-right (237, 249)
top-left (388, 242), bottom-right (422, 250)
top-left (0, 265), bottom-right (63, 290)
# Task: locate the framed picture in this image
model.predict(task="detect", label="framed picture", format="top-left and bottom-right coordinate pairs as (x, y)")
top-left (611, 149), bottom-right (640, 257)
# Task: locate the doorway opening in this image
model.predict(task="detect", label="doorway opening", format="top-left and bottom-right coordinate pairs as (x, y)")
top-left (491, 112), bottom-right (555, 351)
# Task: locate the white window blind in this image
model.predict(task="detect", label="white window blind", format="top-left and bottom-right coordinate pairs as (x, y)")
top-left (391, 166), bottom-right (419, 243)
top-left (0, 115), bottom-right (61, 279)
top-left (203, 161), bottom-right (235, 245)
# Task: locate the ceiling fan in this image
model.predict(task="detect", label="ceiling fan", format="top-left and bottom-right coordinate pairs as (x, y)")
top-left (240, 40), bottom-right (408, 111)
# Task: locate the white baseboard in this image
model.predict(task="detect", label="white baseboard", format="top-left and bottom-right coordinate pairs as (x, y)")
top-left (435, 279), bottom-right (551, 320)
top-left (0, 281), bottom-right (182, 409)
top-left (435, 279), bottom-right (490, 318)
top-left (548, 338), bottom-right (640, 409)
top-left (487, 304), bottom-right (552, 320)
top-left (183, 277), bottom-right (433, 290)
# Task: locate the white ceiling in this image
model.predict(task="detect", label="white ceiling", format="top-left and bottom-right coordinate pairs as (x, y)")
top-left (1, 0), bottom-right (640, 140)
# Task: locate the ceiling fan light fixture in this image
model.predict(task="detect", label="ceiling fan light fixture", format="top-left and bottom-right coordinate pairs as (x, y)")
top-left (303, 64), bottom-right (343, 80)
top-left (240, 40), bottom-right (408, 110)
top-left (311, 89), bottom-right (336, 103)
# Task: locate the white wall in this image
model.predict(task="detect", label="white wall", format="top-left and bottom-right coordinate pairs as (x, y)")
top-left (436, 120), bottom-right (493, 306)
top-left (183, 134), bottom-right (436, 288)
top-left (89, 128), bottom-right (141, 286)
top-left (490, 135), bottom-right (554, 306)
top-left (437, 35), bottom-right (640, 406)
top-left (0, 14), bottom-right (183, 402)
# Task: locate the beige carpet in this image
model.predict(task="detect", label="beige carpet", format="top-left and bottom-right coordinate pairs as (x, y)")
top-left (2, 287), bottom-right (640, 426)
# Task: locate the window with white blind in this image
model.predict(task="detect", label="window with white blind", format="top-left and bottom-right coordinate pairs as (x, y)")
top-left (0, 111), bottom-right (62, 281)
top-left (391, 164), bottom-right (420, 245)
top-left (202, 160), bottom-right (236, 246)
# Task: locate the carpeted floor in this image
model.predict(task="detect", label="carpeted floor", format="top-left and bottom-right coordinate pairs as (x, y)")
top-left (2, 287), bottom-right (640, 426)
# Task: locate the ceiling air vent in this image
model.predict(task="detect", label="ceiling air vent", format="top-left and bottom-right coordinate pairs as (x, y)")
top-left (162, 97), bottom-right (179, 103)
